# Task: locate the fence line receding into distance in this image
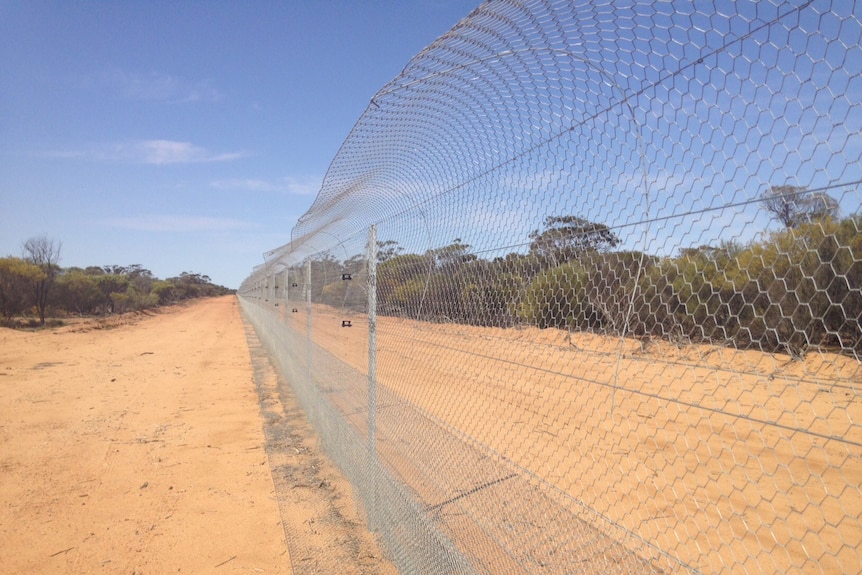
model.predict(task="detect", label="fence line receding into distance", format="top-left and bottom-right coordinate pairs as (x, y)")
top-left (240, 1), bottom-right (862, 573)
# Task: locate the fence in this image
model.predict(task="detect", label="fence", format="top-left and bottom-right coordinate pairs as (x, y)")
top-left (239, 1), bottom-right (862, 573)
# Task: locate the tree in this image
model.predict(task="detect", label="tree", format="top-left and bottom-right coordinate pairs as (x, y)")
top-left (103, 265), bottom-right (123, 275)
top-left (378, 253), bottom-right (430, 315)
top-left (320, 254), bottom-right (367, 309)
top-left (762, 185), bottom-right (839, 228)
top-left (376, 241), bottom-right (479, 320)
top-left (167, 271), bottom-right (230, 300)
top-left (95, 274), bottom-right (129, 314)
top-left (100, 264), bottom-right (155, 300)
top-left (22, 235), bottom-right (62, 325)
top-left (415, 240), bottom-right (478, 322)
top-left (528, 215), bottom-right (619, 265)
top-left (53, 270), bottom-right (102, 316)
top-left (125, 264), bottom-right (154, 294)
top-left (0, 257), bottom-right (44, 320)
top-left (732, 216), bottom-right (862, 356)
top-left (426, 238), bottom-right (476, 269)
top-left (376, 240), bottom-right (403, 263)
top-left (150, 280), bottom-right (177, 305)
top-left (581, 251), bottom-right (654, 335)
top-left (460, 260), bottom-right (523, 327)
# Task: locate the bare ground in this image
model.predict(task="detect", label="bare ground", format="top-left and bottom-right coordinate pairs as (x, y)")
top-left (274, 303), bottom-right (861, 575)
top-left (0, 296), bottom-right (395, 575)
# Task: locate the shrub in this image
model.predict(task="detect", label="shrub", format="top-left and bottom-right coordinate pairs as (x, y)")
top-left (518, 261), bottom-right (596, 329)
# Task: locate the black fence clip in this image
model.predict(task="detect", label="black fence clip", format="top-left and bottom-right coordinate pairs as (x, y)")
top-left (292, 308), bottom-right (298, 313)
top-left (341, 320), bottom-right (352, 327)
top-left (292, 283), bottom-right (298, 287)
top-left (342, 273), bottom-right (352, 281)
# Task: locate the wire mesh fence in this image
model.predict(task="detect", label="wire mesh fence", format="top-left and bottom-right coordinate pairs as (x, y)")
top-left (239, 1), bottom-right (861, 573)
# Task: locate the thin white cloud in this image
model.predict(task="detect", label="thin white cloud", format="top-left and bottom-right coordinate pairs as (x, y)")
top-left (133, 140), bottom-right (246, 165)
top-left (211, 176), bottom-right (321, 195)
top-left (284, 177), bottom-right (322, 195)
top-left (86, 69), bottom-right (222, 103)
top-left (103, 215), bottom-right (253, 232)
top-left (46, 140), bottom-right (247, 165)
top-left (210, 178), bottom-right (282, 192)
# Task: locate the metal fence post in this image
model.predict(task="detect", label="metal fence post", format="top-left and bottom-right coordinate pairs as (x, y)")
top-left (284, 268), bottom-right (290, 310)
top-left (367, 224), bottom-right (378, 528)
top-left (306, 259), bottom-right (312, 388)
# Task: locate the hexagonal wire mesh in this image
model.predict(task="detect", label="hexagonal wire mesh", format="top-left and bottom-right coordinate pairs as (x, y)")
top-left (240, 1), bottom-right (861, 573)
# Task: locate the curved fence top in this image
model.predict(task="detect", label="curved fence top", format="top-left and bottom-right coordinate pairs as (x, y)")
top-left (244, 0), bottom-right (859, 281)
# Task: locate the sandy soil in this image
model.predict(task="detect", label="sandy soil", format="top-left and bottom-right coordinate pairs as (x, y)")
top-left (0, 296), bottom-right (394, 575)
top-left (275, 302), bottom-right (862, 575)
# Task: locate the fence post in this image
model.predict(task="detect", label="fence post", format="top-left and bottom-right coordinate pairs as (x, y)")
top-left (284, 268), bottom-right (290, 309)
top-left (367, 224), bottom-right (378, 528)
top-left (306, 259), bottom-right (312, 387)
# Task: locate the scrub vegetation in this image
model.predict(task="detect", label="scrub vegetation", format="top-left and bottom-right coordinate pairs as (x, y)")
top-left (0, 235), bottom-right (233, 327)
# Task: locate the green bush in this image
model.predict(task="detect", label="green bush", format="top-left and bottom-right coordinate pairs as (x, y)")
top-left (730, 216), bottom-right (862, 354)
top-left (518, 261), bottom-right (596, 329)
top-left (629, 216), bottom-right (861, 355)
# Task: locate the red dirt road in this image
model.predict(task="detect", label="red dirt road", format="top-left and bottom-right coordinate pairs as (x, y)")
top-left (0, 296), bottom-right (393, 574)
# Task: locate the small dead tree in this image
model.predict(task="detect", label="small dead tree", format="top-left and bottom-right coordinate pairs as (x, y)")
top-left (762, 185), bottom-right (839, 228)
top-left (22, 235), bottom-right (62, 325)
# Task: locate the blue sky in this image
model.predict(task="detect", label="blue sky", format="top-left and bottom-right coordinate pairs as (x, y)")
top-left (0, 0), bottom-right (480, 288)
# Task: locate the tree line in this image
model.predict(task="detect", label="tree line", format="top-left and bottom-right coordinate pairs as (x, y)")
top-left (284, 186), bottom-right (860, 358)
top-left (0, 235), bottom-right (234, 327)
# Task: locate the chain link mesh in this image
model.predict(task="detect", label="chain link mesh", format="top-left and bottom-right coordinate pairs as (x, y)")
top-left (240, 1), bottom-right (861, 573)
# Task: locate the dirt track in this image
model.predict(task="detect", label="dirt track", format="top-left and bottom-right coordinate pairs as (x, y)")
top-left (0, 296), bottom-right (394, 574)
